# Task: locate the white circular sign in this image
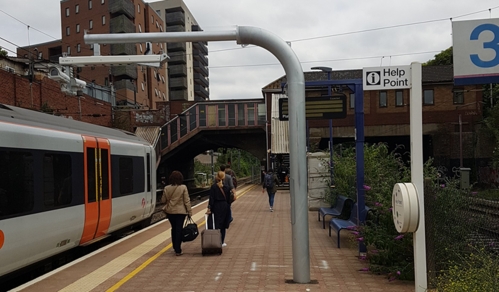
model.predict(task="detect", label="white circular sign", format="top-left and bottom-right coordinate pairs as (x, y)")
top-left (392, 183), bottom-right (419, 233)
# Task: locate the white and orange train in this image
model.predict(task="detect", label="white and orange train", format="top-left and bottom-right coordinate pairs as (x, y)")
top-left (0, 103), bottom-right (156, 277)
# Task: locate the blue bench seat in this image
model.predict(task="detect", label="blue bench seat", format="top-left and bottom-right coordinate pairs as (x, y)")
top-left (329, 203), bottom-right (370, 248)
top-left (318, 195), bottom-right (353, 229)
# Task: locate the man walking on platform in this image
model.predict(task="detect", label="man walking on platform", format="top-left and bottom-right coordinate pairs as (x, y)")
top-left (220, 165), bottom-right (235, 222)
top-left (262, 168), bottom-right (279, 212)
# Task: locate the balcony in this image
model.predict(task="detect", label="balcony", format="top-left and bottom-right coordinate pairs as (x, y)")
top-left (193, 42), bottom-right (208, 55)
top-left (169, 77), bottom-right (187, 89)
top-left (110, 43), bottom-right (137, 55)
top-left (166, 25), bottom-right (185, 33)
top-left (168, 52), bottom-right (187, 64)
top-left (109, 0), bottom-right (135, 19)
top-left (191, 24), bottom-right (202, 32)
top-left (114, 79), bottom-right (135, 91)
top-left (167, 42), bottom-right (186, 52)
top-left (170, 90), bottom-right (188, 101)
top-left (193, 61), bottom-right (209, 76)
top-left (194, 84), bottom-right (209, 99)
top-left (169, 64), bottom-right (187, 77)
top-left (165, 11), bottom-right (185, 26)
top-left (110, 15), bottom-right (135, 34)
top-left (193, 50), bottom-right (208, 66)
top-left (194, 73), bottom-right (209, 87)
top-left (111, 65), bottom-right (137, 79)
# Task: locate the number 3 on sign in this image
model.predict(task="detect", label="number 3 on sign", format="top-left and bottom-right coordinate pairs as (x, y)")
top-left (470, 23), bottom-right (499, 68)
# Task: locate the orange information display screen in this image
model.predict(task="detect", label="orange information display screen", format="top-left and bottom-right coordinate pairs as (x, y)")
top-left (279, 94), bottom-right (347, 121)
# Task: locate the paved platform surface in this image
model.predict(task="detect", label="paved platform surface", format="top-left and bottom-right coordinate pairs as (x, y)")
top-left (14, 184), bottom-right (415, 292)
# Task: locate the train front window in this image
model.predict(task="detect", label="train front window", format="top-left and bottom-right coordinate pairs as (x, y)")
top-left (43, 153), bottom-right (72, 207)
top-left (0, 149), bottom-right (34, 218)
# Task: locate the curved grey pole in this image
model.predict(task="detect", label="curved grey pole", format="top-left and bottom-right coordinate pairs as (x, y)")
top-left (236, 27), bottom-right (308, 283)
top-left (84, 26), bottom-right (309, 283)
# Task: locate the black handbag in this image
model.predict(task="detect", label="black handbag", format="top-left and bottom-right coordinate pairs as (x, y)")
top-left (182, 216), bottom-right (199, 242)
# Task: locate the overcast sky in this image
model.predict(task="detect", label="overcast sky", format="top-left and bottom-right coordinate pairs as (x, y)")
top-left (1, 0), bottom-right (498, 100)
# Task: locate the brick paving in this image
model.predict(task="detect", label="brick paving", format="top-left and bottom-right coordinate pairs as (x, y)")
top-left (17, 185), bottom-right (415, 292)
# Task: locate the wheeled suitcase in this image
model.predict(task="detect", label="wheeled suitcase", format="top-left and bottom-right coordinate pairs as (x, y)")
top-left (201, 214), bottom-right (222, 255)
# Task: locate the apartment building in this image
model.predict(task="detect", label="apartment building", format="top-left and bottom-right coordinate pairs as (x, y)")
top-left (18, 0), bottom-right (207, 109)
top-left (149, 0), bottom-right (209, 101)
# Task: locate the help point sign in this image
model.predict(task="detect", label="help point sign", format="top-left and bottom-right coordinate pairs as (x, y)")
top-left (363, 65), bottom-right (412, 91)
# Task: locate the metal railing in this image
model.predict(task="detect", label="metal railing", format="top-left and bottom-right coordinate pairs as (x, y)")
top-left (157, 100), bottom-right (266, 157)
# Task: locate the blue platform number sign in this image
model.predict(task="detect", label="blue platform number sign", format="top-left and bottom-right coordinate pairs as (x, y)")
top-left (453, 18), bottom-right (499, 85)
top-left (470, 23), bottom-right (499, 68)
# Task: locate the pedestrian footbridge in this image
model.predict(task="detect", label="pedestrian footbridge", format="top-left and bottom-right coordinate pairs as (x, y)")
top-left (136, 99), bottom-right (267, 172)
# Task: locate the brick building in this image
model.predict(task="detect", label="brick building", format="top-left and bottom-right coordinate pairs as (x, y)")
top-left (262, 65), bottom-right (493, 179)
top-left (0, 57), bottom-right (112, 126)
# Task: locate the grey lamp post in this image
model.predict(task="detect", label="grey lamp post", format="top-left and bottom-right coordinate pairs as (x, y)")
top-left (311, 66), bottom-right (334, 186)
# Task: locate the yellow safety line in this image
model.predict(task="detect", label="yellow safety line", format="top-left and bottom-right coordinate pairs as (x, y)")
top-left (106, 243), bottom-right (172, 292)
top-left (106, 184), bottom-right (257, 291)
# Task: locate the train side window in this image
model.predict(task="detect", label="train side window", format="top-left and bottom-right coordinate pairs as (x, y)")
top-left (0, 149), bottom-right (34, 218)
top-left (87, 148), bottom-right (97, 203)
top-left (119, 157), bottom-right (133, 195)
top-left (132, 157), bottom-right (145, 194)
top-left (43, 153), bottom-right (72, 207)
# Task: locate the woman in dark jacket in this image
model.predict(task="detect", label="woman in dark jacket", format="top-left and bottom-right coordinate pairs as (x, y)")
top-left (206, 171), bottom-right (231, 247)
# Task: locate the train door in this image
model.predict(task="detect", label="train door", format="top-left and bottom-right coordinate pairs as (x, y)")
top-left (143, 147), bottom-right (154, 217)
top-left (80, 136), bottom-right (112, 244)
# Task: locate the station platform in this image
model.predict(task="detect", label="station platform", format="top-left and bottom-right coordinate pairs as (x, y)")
top-left (13, 184), bottom-right (414, 292)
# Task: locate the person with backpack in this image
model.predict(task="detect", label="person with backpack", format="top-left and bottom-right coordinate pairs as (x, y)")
top-left (262, 168), bottom-right (280, 212)
top-left (220, 164), bottom-right (235, 222)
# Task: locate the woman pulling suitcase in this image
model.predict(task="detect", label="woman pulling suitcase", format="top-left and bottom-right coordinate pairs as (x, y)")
top-left (206, 171), bottom-right (232, 248)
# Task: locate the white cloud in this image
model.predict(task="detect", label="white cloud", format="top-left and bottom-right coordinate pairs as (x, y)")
top-left (1, 0), bottom-right (498, 100)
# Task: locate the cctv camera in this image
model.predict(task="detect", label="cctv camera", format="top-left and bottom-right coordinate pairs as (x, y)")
top-left (48, 67), bottom-right (70, 84)
top-left (70, 77), bottom-right (87, 89)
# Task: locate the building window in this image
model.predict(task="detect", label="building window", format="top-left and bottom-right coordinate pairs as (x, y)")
top-left (139, 44), bottom-right (143, 53)
top-left (141, 82), bottom-right (145, 91)
top-left (349, 93), bottom-right (355, 109)
top-left (453, 89), bottom-right (464, 104)
top-left (156, 10), bottom-right (161, 16)
top-left (423, 89), bottom-right (434, 105)
top-left (38, 52), bottom-right (43, 59)
top-left (104, 78), bottom-right (109, 86)
top-left (66, 26), bottom-right (70, 36)
top-left (379, 91), bottom-right (387, 107)
top-left (101, 0), bottom-right (105, 4)
top-left (89, 20), bottom-right (93, 30)
top-left (66, 7), bottom-right (70, 17)
top-left (76, 24), bottom-right (80, 33)
top-left (138, 4), bottom-right (140, 13)
top-left (75, 4), bottom-right (79, 13)
top-left (77, 43), bottom-right (81, 53)
top-left (151, 16), bottom-right (154, 23)
top-left (67, 46), bottom-right (71, 55)
top-left (138, 24), bottom-right (142, 32)
top-left (88, 0), bottom-right (92, 9)
top-left (395, 90), bottom-right (404, 107)
top-left (102, 15), bottom-right (105, 25)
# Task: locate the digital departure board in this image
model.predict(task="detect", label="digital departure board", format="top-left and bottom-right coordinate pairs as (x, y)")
top-left (278, 94), bottom-right (347, 121)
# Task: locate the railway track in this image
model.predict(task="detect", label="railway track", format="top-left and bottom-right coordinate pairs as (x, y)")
top-left (2, 178), bottom-right (259, 289)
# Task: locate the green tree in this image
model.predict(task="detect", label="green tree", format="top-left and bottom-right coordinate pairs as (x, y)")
top-left (423, 47), bottom-right (453, 66)
top-left (0, 47), bottom-right (8, 57)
